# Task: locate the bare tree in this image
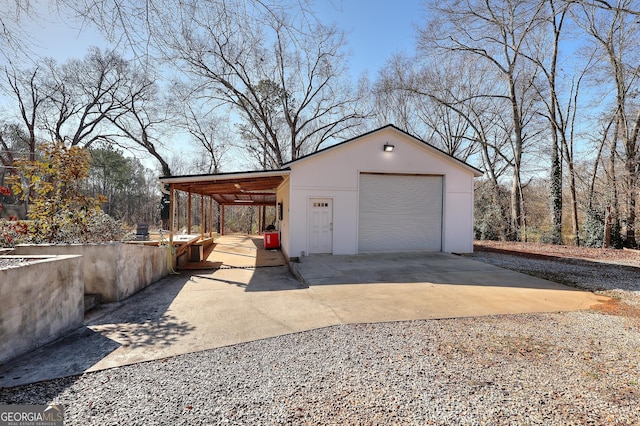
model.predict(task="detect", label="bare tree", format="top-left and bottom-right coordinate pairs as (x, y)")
top-left (526, 0), bottom-right (570, 244)
top-left (372, 54), bottom-right (422, 134)
top-left (3, 46), bottom-right (175, 180)
top-left (0, 124), bottom-right (27, 179)
top-left (419, 0), bottom-right (547, 241)
top-left (415, 58), bottom-right (490, 162)
top-left (106, 69), bottom-right (173, 177)
top-left (61, 0), bottom-right (367, 168)
top-left (575, 0), bottom-right (640, 245)
top-left (521, 0), bottom-right (590, 245)
top-left (373, 53), bottom-right (480, 161)
top-left (39, 48), bottom-right (130, 147)
top-left (181, 2), bottom-right (364, 166)
top-left (562, 0), bottom-right (640, 15)
top-left (184, 113), bottom-right (227, 174)
top-left (2, 65), bottom-right (44, 162)
top-left (0, 1), bottom-right (36, 63)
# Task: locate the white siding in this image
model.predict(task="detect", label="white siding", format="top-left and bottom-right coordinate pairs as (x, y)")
top-left (275, 177), bottom-right (291, 258)
top-left (286, 127), bottom-right (477, 255)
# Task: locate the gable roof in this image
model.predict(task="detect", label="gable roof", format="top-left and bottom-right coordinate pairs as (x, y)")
top-left (158, 125), bottom-right (483, 205)
top-left (282, 124), bottom-right (484, 177)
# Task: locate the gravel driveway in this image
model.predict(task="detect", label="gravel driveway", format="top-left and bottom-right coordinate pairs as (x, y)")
top-left (1, 250), bottom-right (639, 425)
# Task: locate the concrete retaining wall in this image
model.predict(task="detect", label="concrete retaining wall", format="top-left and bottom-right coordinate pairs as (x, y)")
top-left (0, 255), bottom-right (83, 364)
top-left (13, 243), bottom-right (168, 302)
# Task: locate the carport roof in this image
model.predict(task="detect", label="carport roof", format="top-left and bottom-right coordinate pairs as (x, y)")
top-left (159, 169), bottom-right (290, 205)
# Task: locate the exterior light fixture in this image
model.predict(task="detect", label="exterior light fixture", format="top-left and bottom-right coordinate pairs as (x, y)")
top-left (383, 143), bottom-right (395, 152)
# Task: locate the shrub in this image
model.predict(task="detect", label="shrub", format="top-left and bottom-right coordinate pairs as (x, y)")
top-left (8, 142), bottom-right (114, 243)
top-left (474, 182), bottom-right (508, 240)
top-left (0, 185), bottom-right (10, 214)
top-left (0, 218), bottom-right (29, 248)
top-left (85, 211), bottom-right (129, 242)
top-left (581, 208), bottom-right (604, 248)
top-left (581, 208), bottom-right (626, 249)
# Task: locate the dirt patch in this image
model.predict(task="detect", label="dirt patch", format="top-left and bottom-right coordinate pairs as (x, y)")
top-left (474, 240), bottom-right (640, 263)
top-left (591, 297), bottom-right (640, 328)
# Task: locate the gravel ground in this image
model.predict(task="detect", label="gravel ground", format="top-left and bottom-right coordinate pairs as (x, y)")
top-left (2, 250), bottom-right (640, 425)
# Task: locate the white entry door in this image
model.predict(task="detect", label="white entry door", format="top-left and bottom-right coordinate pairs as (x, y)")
top-left (308, 198), bottom-right (333, 254)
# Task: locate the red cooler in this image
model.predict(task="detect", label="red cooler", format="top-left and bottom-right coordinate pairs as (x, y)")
top-left (264, 231), bottom-right (280, 249)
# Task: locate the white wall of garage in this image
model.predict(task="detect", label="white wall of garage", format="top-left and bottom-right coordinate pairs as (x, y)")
top-left (276, 175), bottom-right (291, 258)
top-left (277, 126), bottom-right (481, 257)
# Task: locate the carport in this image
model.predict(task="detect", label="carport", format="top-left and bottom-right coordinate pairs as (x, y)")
top-left (159, 170), bottom-right (289, 258)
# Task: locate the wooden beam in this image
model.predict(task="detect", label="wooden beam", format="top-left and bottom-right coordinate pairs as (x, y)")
top-left (174, 235), bottom-right (201, 258)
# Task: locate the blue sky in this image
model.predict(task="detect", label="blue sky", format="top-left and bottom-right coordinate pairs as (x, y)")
top-left (17, 2), bottom-right (104, 62)
top-left (315, 0), bottom-right (423, 79)
top-left (21, 0), bottom-right (424, 81)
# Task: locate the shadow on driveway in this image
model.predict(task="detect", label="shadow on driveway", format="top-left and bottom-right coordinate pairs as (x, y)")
top-left (0, 273), bottom-right (192, 389)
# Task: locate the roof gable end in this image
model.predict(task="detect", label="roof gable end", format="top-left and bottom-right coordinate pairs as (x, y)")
top-left (283, 125), bottom-right (483, 176)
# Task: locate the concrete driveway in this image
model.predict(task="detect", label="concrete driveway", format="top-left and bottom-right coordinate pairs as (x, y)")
top-left (0, 237), bottom-right (606, 387)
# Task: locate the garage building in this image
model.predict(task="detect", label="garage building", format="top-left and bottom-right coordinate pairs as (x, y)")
top-left (277, 125), bottom-right (482, 258)
top-left (160, 125), bottom-right (483, 260)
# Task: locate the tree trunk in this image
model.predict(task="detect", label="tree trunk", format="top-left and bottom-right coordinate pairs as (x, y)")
top-left (510, 169), bottom-right (522, 241)
top-left (509, 78), bottom-right (524, 242)
top-left (608, 131), bottom-right (620, 230)
top-left (566, 158), bottom-right (580, 246)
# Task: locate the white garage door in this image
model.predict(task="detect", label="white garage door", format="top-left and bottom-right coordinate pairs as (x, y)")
top-left (358, 173), bottom-right (443, 252)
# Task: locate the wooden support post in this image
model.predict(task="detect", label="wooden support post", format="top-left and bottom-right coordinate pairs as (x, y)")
top-left (201, 195), bottom-right (205, 240)
top-left (187, 192), bottom-right (192, 234)
top-left (217, 203), bottom-right (222, 234)
top-left (202, 196), bottom-right (206, 235)
top-left (209, 197), bottom-right (214, 237)
top-left (175, 191), bottom-right (180, 231)
top-left (169, 185), bottom-right (175, 246)
top-left (220, 204), bottom-right (225, 235)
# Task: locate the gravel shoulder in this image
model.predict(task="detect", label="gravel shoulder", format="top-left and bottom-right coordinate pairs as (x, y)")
top-left (2, 243), bottom-right (640, 425)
